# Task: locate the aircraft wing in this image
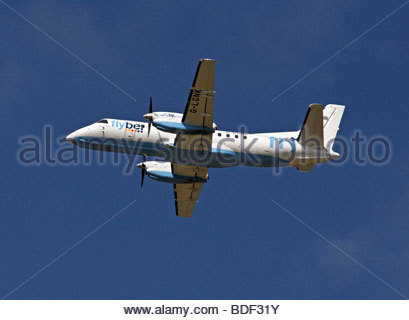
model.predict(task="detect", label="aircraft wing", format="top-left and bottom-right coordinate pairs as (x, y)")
top-left (172, 163), bottom-right (208, 217)
top-left (171, 59), bottom-right (215, 217)
top-left (182, 59), bottom-right (215, 131)
top-left (174, 59), bottom-right (215, 158)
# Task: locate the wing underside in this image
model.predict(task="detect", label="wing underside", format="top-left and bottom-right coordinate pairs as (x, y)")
top-left (172, 163), bottom-right (208, 217)
top-left (171, 59), bottom-right (216, 218)
top-left (182, 59), bottom-right (215, 130)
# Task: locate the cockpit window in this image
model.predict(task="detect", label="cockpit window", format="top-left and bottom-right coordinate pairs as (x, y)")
top-left (97, 119), bottom-right (108, 124)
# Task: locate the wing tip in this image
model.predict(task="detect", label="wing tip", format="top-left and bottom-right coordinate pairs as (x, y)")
top-left (309, 103), bottom-right (323, 110)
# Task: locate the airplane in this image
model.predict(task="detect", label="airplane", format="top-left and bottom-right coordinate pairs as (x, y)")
top-left (66, 59), bottom-right (345, 217)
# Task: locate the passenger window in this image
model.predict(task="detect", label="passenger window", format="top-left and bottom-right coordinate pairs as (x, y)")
top-left (235, 135), bottom-right (238, 138)
top-left (243, 136), bottom-right (247, 139)
top-left (218, 133), bottom-right (221, 137)
top-left (226, 134), bottom-right (230, 138)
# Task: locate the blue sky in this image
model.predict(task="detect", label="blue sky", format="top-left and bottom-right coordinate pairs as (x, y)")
top-left (1, 0), bottom-right (409, 299)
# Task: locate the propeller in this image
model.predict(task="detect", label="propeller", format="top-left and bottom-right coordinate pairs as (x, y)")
top-left (148, 96), bottom-right (153, 137)
top-left (140, 167), bottom-right (145, 188)
top-left (143, 96), bottom-right (154, 137)
top-left (141, 154), bottom-right (146, 188)
top-left (137, 155), bottom-right (147, 188)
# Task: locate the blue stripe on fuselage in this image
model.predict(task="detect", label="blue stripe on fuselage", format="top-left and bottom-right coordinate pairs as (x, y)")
top-left (71, 136), bottom-right (290, 168)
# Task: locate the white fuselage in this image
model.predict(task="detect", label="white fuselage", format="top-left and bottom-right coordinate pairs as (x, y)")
top-left (66, 118), bottom-right (327, 169)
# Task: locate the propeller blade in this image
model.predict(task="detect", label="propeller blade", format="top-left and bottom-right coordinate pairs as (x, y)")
top-left (141, 168), bottom-right (145, 188)
top-left (140, 154), bottom-right (147, 188)
top-left (148, 96), bottom-right (152, 137)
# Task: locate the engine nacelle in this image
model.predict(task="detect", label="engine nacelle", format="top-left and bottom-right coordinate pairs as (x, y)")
top-left (144, 111), bottom-right (216, 134)
top-left (136, 161), bottom-right (208, 184)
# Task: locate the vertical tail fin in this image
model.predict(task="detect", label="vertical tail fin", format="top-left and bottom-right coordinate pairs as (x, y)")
top-left (295, 104), bottom-right (345, 172)
top-left (323, 104), bottom-right (345, 151)
top-left (297, 103), bottom-right (324, 147)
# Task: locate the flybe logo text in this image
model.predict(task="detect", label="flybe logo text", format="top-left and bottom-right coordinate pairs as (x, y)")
top-left (112, 120), bottom-right (144, 133)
